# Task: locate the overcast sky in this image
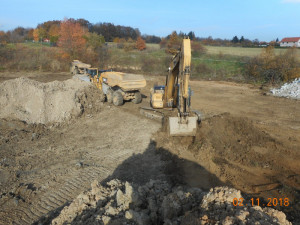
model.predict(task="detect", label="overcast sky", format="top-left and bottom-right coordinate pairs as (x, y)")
top-left (1, 0), bottom-right (300, 41)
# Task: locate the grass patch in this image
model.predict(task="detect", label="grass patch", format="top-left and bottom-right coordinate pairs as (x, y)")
top-left (205, 45), bottom-right (300, 59)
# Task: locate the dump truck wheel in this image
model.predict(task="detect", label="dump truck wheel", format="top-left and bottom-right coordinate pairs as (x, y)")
top-left (106, 89), bottom-right (113, 103)
top-left (73, 68), bottom-right (79, 75)
top-left (132, 91), bottom-right (142, 104)
top-left (113, 92), bottom-right (123, 106)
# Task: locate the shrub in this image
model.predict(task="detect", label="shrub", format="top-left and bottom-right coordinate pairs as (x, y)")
top-left (246, 46), bottom-right (300, 84)
top-left (194, 63), bottom-right (213, 75)
top-left (191, 41), bottom-right (207, 57)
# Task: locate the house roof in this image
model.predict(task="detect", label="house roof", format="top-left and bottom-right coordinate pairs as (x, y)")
top-left (281, 37), bottom-right (300, 42)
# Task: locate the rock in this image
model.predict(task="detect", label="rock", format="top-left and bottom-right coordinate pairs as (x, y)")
top-left (50, 179), bottom-right (292, 225)
top-left (102, 215), bottom-right (111, 225)
top-left (106, 206), bottom-right (118, 216)
top-left (271, 78), bottom-right (300, 99)
top-left (125, 210), bottom-right (134, 219)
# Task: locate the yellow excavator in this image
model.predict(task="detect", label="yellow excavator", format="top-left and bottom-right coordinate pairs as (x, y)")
top-left (148, 38), bottom-right (200, 136)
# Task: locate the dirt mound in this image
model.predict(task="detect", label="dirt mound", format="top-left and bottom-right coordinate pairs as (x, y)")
top-left (51, 179), bottom-right (291, 225)
top-left (0, 77), bottom-right (104, 124)
top-left (154, 113), bottom-right (300, 222)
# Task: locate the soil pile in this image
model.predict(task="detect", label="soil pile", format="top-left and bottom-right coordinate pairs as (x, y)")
top-left (0, 77), bottom-right (104, 124)
top-left (154, 113), bottom-right (300, 222)
top-left (51, 179), bottom-right (291, 225)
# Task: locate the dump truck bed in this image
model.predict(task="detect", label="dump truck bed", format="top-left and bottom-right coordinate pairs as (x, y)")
top-left (72, 60), bottom-right (91, 69)
top-left (102, 72), bottom-right (146, 91)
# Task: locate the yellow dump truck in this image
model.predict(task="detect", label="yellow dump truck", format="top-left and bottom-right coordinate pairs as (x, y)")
top-left (88, 69), bottom-right (146, 106)
top-left (70, 60), bottom-right (91, 75)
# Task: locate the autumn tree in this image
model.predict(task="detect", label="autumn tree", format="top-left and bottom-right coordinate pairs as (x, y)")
top-left (26, 29), bottom-right (34, 41)
top-left (0, 31), bottom-right (8, 45)
top-left (136, 36), bottom-right (146, 51)
top-left (159, 38), bottom-right (167, 49)
top-left (58, 19), bottom-right (87, 57)
top-left (113, 37), bottom-right (120, 43)
top-left (167, 31), bottom-right (181, 54)
top-left (49, 24), bottom-right (60, 44)
top-left (191, 41), bottom-right (207, 57)
top-left (33, 29), bottom-right (39, 42)
top-left (123, 38), bottom-right (135, 52)
top-left (85, 32), bottom-right (105, 50)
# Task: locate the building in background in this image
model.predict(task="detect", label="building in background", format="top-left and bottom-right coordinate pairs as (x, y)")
top-left (280, 37), bottom-right (300, 47)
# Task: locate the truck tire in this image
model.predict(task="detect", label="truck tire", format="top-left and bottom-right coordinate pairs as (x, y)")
top-left (113, 91), bottom-right (124, 106)
top-left (132, 91), bottom-right (142, 104)
top-left (150, 93), bottom-right (153, 107)
top-left (74, 68), bottom-right (79, 75)
top-left (106, 89), bottom-right (113, 103)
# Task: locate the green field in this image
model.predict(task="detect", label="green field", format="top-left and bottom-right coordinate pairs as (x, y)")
top-left (2, 42), bottom-right (299, 82)
top-left (205, 45), bottom-right (300, 58)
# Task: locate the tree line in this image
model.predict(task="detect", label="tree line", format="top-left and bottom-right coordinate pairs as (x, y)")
top-left (0, 18), bottom-right (155, 45)
top-left (0, 17), bottom-right (280, 48)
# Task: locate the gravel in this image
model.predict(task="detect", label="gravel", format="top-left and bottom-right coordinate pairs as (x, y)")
top-left (271, 78), bottom-right (300, 99)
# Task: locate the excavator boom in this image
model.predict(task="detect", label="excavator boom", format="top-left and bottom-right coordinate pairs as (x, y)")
top-left (169, 39), bottom-right (198, 136)
top-left (148, 38), bottom-right (199, 136)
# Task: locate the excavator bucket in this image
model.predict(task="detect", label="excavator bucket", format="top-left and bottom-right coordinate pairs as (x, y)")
top-left (169, 116), bottom-right (198, 136)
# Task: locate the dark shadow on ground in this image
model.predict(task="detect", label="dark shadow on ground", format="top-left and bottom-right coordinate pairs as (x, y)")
top-left (33, 138), bottom-right (288, 225)
top-left (63, 140), bottom-right (282, 225)
top-left (52, 140), bottom-right (228, 224)
top-left (101, 140), bottom-right (224, 190)
top-left (33, 139), bottom-right (225, 224)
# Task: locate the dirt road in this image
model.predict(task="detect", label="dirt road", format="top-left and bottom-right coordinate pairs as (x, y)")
top-left (0, 72), bottom-right (299, 223)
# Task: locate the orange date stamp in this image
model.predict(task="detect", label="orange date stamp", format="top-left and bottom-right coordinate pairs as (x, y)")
top-left (232, 198), bottom-right (290, 207)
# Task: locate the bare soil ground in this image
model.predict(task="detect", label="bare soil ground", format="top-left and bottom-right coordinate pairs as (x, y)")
top-left (0, 72), bottom-right (299, 224)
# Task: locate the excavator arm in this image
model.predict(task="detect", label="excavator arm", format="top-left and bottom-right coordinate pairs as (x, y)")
top-left (164, 39), bottom-right (191, 112)
top-left (147, 38), bottom-right (198, 136)
top-left (167, 38), bottom-right (198, 136)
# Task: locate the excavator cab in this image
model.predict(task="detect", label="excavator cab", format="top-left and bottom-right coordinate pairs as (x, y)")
top-left (150, 85), bottom-right (165, 108)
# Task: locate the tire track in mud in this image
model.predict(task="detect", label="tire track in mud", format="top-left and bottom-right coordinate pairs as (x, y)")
top-left (0, 107), bottom-right (160, 225)
top-left (0, 145), bottom-right (134, 225)
top-left (0, 166), bottom-right (110, 225)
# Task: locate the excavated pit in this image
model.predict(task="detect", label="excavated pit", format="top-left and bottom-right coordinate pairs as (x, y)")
top-left (0, 76), bottom-right (299, 224)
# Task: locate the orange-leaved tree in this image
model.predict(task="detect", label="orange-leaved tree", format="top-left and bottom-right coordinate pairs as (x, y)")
top-left (33, 28), bottom-right (39, 42)
top-left (136, 36), bottom-right (146, 51)
top-left (167, 31), bottom-right (181, 54)
top-left (58, 19), bottom-right (87, 58)
top-left (49, 24), bottom-right (60, 44)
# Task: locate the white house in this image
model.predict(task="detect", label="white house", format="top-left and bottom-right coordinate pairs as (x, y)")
top-left (280, 37), bottom-right (300, 47)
